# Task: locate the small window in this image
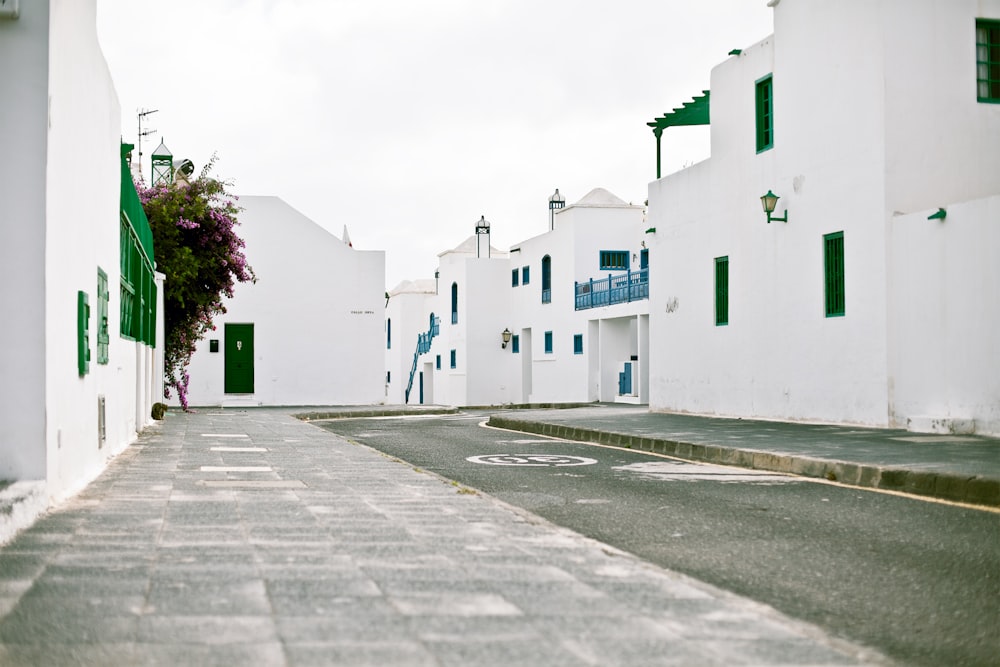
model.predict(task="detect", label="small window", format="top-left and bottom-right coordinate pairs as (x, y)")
top-left (512, 269), bottom-right (519, 287)
top-left (640, 249), bottom-right (648, 270)
top-left (715, 256), bottom-right (729, 326)
top-left (824, 232), bottom-right (845, 317)
top-left (573, 334), bottom-right (583, 355)
top-left (511, 335), bottom-right (520, 354)
top-left (544, 331), bottom-right (553, 354)
top-left (96, 268), bottom-right (110, 365)
top-left (386, 371), bottom-right (391, 383)
top-left (450, 349), bottom-right (457, 368)
top-left (451, 283), bottom-right (458, 324)
top-left (436, 354), bottom-right (441, 370)
top-left (599, 250), bottom-right (628, 271)
top-left (522, 266), bottom-right (530, 285)
top-left (541, 255), bottom-right (552, 304)
top-left (977, 19), bottom-right (1000, 103)
top-left (755, 75), bottom-right (773, 152)
top-left (386, 318), bottom-right (391, 349)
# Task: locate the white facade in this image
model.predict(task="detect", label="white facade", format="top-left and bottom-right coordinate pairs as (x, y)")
top-left (180, 196), bottom-right (386, 407)
top-left (0, 0), bottom-right (161, 513)
top-left (646, 0), bottom-right (1000, 434)
top-left (387, 189), bottom-right (648, 407)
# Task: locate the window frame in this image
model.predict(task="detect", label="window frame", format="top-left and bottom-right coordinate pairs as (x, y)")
top-left (541, 255), bottom-right (552, 304)
top-left (573, 334), bottom-right (583, 355)
top-left (824, 232), bottom-right (846, 317)
top-left (544, 331), bottom-right (553, 354)
top-left (977, 19), bottom-right (1000, 103)
top-left (715, 256), bottom-right (729, 326)
top-left (522, 266), bottom-right (530, 285)
top-left (755, 74), bottom-right (774, 152)
top-left (450, 282), bottom-right (458, 324)
top-left (599, 250), bottom-right (629, 271)
top-left (450, 349), bottom-right (457, 369)
top-left (511, 334), bottom-right (519, 354)
top-left (511, 269), bottom-right (519, 287)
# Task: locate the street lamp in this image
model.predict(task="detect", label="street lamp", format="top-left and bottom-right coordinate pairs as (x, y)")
top-left (501, 328), bottom-right (512, 349)
top-left (760, 190), bottom-right (788, 224)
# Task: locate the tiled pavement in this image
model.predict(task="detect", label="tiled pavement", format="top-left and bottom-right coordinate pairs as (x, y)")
top-left (0, 408), bottom-right (895, 666)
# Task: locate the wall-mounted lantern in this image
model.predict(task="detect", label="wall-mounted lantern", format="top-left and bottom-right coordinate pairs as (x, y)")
top-left (760, 190), bottom-right (789, 224)
top-left (501, 328), bottom-right (512, 349)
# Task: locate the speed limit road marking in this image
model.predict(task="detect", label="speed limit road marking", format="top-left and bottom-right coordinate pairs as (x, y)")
top-left (466, 454), bottom-right (598, 467)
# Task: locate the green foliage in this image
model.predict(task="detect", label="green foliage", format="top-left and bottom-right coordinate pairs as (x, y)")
top-left (138, 157), bottom-right (254, 409)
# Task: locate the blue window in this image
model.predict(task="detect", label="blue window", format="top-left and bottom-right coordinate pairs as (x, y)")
top-left (436, 354), bottom-right (441, 370)
top-left (541, 255), bottom-right (552, 304)
top-left (544, 331), bottom-right (553, 354)
top-left (599, 250), bottom-right (628, 271)
top-left (640, 249), bottom-right (648, 270)
top-left (386, 371), bottom-right (391, 383)
top-left (512, 269), bottom-right (519, 287)
top-left (451, 283), bottom-right (458, 324)
top-left (450, 349), bottom-right (456, 368)
top-left (522, 266), bottom-right (530, 285)
top-left (511, 334), bottom-right (519, 354)
top-left (386, 318), bottom-right (391, 349)
top-left (573, 334), bottom-right (583, 355)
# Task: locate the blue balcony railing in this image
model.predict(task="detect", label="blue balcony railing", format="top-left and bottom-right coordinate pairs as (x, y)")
top-left (575, 268), bottom-right (648, 310)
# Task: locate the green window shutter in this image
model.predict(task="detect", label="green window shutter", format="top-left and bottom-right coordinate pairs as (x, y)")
top-left (77, 291), bottom-right (91, 376)
top-left (976, 19), bottom-right (1000, 103)
top-left (715, 256), bottom-right (729, 326)
top-left (755, 75), bottom-right (773, 152)
top-left (824, 232), bottom-right (845, 317)
top-left (97, 268), bottom-right (110, 364)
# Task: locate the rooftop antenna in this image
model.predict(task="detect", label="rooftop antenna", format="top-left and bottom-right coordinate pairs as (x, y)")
top-left (136, 108), bottom-right (159, 178)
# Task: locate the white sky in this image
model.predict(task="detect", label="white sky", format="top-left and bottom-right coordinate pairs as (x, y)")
top-left (96, 0), bottom-right (774, 289)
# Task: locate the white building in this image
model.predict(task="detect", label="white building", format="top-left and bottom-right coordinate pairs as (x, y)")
top-left (0, 0), bottom-right (163, 532)
top-left (179, 196), bottom-right (386, 407)
top-left (386, 188), bottom-right (649, 407)
top-left (646, 0), bottom-right (1000, 434)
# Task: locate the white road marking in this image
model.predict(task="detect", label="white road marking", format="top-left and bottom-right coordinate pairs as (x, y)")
top-left (210, 446), bottom-right (268, 452)
top-left (199, 466), bottom-right (272, 472)
top-left (613, 461), bottom-right (799, 484)
top-left (200, 433), bottom-right (249, 438)
top-left (466, 454), bottom-right (598, 467)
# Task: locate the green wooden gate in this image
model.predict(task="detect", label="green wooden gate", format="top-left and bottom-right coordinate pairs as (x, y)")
top-left (224, 323), bottom-right (254, 394)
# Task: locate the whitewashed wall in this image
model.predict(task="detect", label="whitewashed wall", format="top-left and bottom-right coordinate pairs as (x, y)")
top-left (0, 0), bottom-right (50, 483)
top-left (181, 196), bottom-right (385, 406)
top-left (0, 0), bottom-right (155, 503)
top-left (648, 0), bottom-right (1000, 430)
top-left (385, 281), bottom-right (437, 405)
top-left (888, 197), bottom-right (1000, 436)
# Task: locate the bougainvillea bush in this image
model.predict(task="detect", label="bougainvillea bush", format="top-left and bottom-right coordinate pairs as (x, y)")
top-left (138, 158), bottom-right (254, 410)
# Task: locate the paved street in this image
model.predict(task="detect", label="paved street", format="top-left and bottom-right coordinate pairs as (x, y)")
top-left (320, 411), bottom-right (1000, 667)
top-left (0, 408), bottom-right (893, 666)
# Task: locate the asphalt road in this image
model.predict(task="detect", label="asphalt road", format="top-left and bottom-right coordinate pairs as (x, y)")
top-left (317, 411), bottom-right (1000, 667)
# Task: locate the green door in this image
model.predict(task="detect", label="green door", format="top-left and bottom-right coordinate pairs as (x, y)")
top-left (224, 323), bottom-right (254, 393)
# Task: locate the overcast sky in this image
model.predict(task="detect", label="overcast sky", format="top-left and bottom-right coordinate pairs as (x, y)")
top-left (96, 0), bottom-right (774, 289)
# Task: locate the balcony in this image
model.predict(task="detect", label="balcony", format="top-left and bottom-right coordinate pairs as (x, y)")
top-left (575, 268), bottom-right (648, 310)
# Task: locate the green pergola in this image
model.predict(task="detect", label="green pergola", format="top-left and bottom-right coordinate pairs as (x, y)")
top-left (647, 90), bottom-right (710, 179)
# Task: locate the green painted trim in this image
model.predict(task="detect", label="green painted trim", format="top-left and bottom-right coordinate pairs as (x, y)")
top-left (647, 90), bottom-right (711, 132)
top-left (714, 256), bottom-right (729, 326)
top-left (823, 232), bottom-right (846, 317)
top-left (755, 74), bottom-right (774, 153)
top-left (78, 291), bottom-right (91, 376)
